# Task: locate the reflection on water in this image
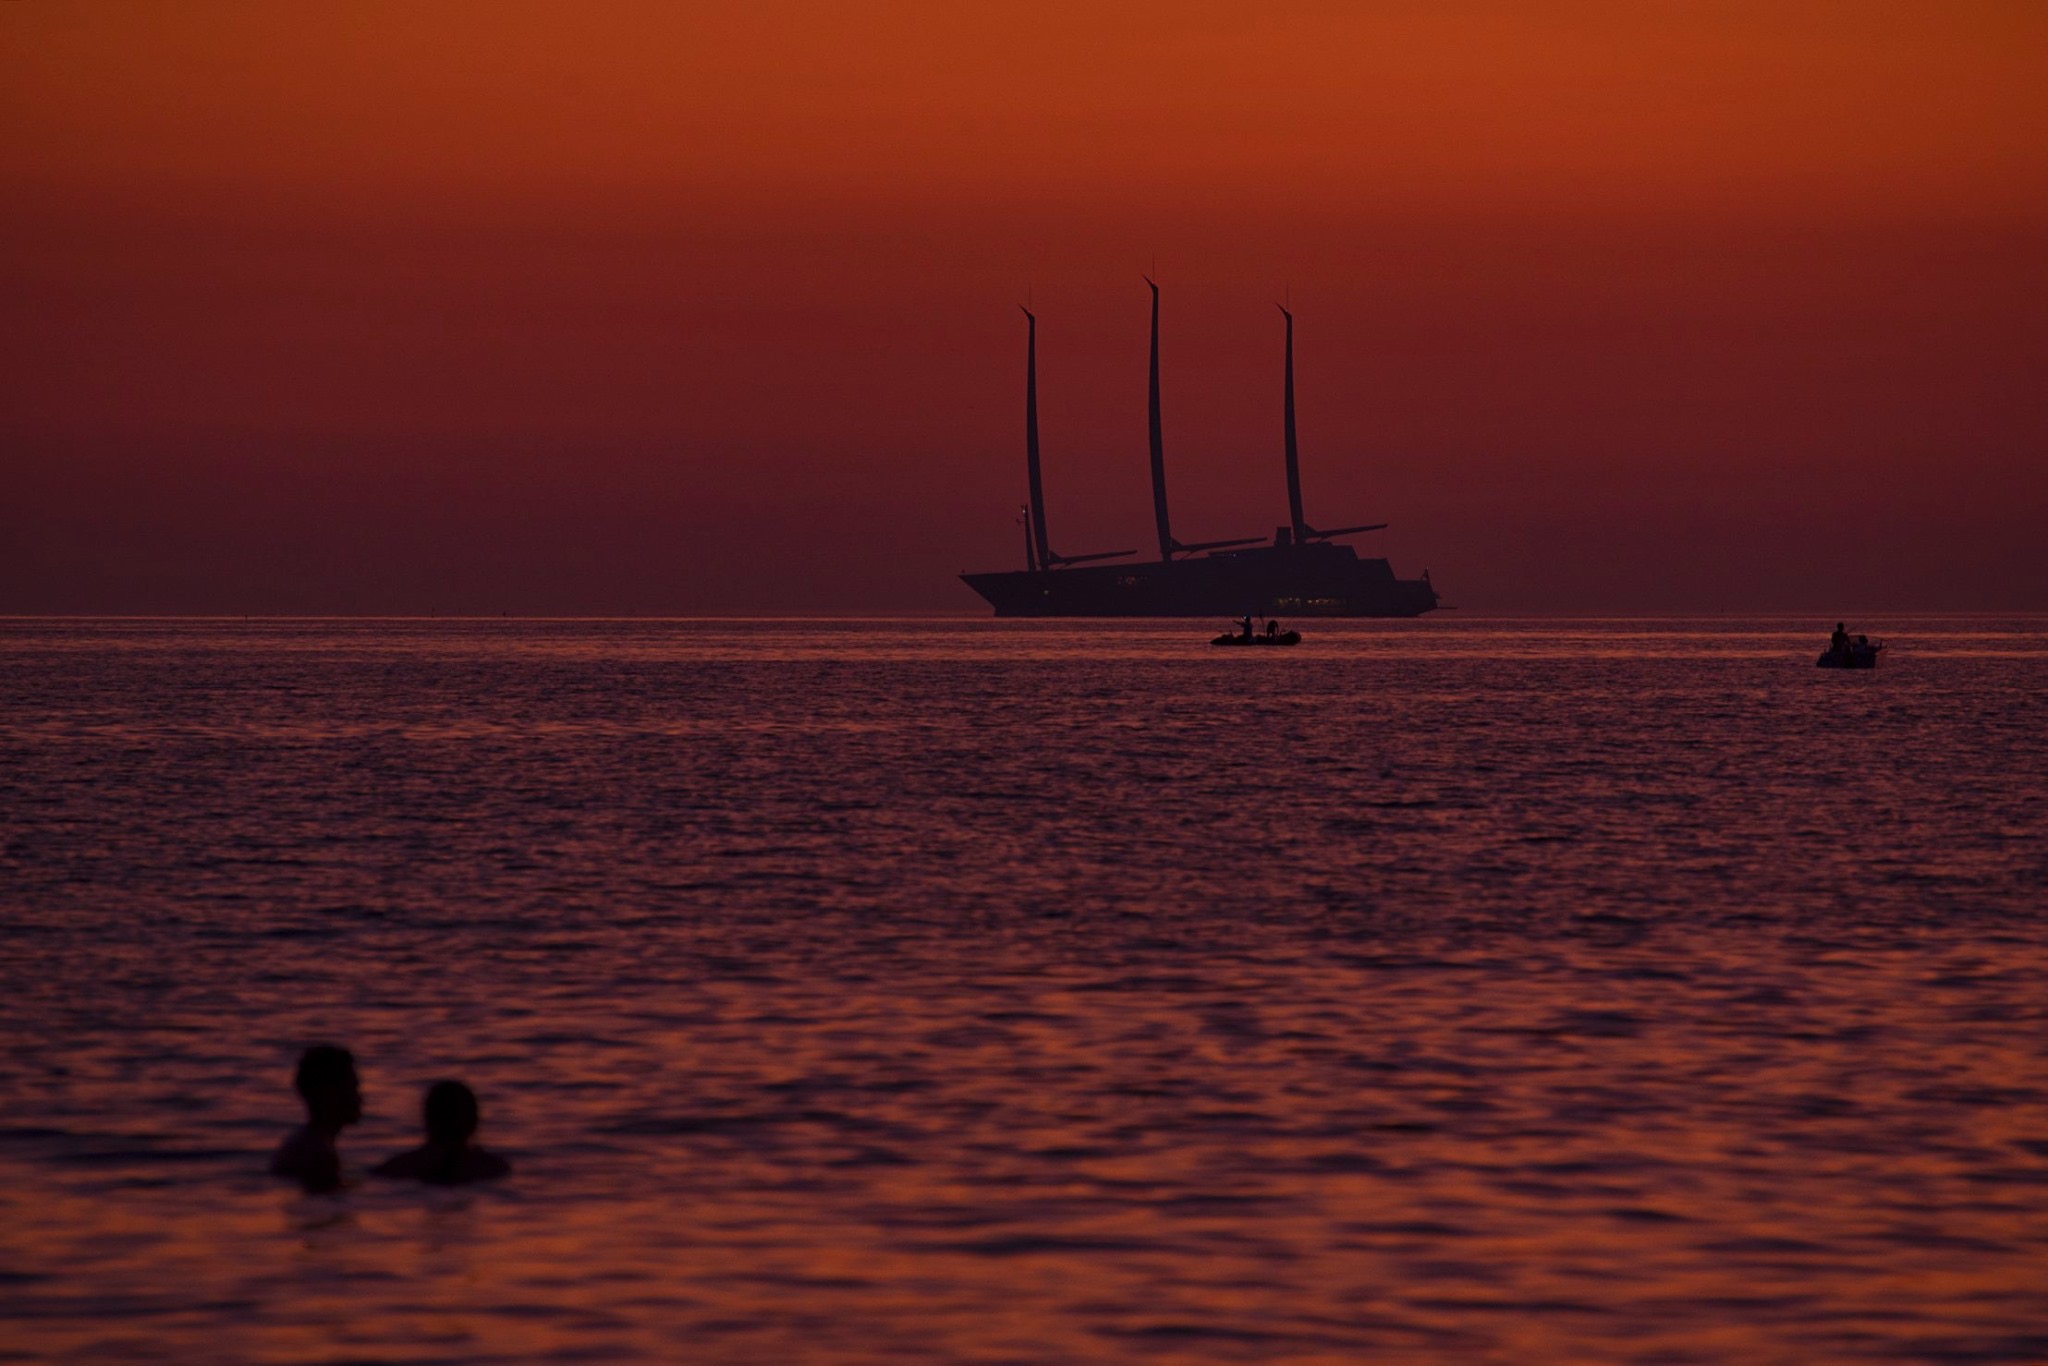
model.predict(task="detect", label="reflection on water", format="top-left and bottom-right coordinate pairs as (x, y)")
top-left (2, 617), bottom-right (2045, 1361)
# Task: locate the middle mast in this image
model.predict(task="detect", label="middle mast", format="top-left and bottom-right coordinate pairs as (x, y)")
top-left (1145, 277), bottom-right (1174, 561)
top-left (1145, 278), bottom-right (1260, 560)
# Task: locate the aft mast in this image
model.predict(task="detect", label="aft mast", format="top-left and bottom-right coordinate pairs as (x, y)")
top-left (1280, 305), bottom-right (1308, 544)
top-left (1277, 304), bottom-right (1386, 544)
top-left (1023, 308), bottom-right (1053, 570)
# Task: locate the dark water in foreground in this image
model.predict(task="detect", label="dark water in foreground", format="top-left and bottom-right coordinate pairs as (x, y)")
top-left (2, 617), bottom-right (2045, 1363)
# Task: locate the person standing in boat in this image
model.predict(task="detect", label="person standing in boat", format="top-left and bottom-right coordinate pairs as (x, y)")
top-left (1830, 622), bottom-right (1851, 655)
top-left (1238, 614), bottom-right (1254, 641)
top-left (1266, 618), bottom-right (1281, 639)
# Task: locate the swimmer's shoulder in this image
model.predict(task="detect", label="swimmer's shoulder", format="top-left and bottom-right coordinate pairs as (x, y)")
top-left (370, 1145), bottom-right (428, 1179)
top-left (270, 1126), bottom-right (341, 1191)
top-left (370, 1144), bottom-right (509, 1184)
top-left (465, 1147), bottom-right (510, 1181)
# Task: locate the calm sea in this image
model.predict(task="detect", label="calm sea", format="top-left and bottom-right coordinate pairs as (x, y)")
top-left (2, 617), bottom-right (2045, 1363)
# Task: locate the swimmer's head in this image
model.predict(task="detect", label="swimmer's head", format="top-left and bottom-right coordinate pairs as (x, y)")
top-left (424, 1080), bottom-right (480, 1146)
top-left (294, 1045), bottom-right (362, 1128)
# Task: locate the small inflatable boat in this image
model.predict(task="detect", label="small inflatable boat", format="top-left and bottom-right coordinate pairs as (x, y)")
top-left (1213, 630), bottom-right (1301, 647)
top-left (1816, 641), bottom-right (1883, 669)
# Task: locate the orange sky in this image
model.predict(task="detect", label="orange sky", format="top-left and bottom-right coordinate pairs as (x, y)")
top-left (4, 1), bottom-right (2045, 611)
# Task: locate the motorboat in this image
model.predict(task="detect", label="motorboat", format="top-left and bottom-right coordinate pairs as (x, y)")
top-left (1817, 639), bottom-right (1883, 669)
top-left (1213, 629), bottom-right (1301, 647)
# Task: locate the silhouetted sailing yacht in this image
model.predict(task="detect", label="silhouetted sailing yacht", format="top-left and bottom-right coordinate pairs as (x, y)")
top-left (960, 284), bottom-right (1438, 617)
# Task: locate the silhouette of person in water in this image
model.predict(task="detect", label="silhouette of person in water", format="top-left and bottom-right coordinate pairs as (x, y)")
top-left (1830, 621), bottom-right (1850, 654)
top-left (270, 1044), bottom-right (362, 1192)
top-left (372, 1080), bottom-right (510, 1185)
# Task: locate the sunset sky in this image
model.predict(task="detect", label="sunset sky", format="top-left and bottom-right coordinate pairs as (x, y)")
top-left (5, 1), bottom-right (2045, 612)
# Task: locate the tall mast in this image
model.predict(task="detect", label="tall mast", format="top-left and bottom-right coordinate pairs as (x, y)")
top-left (1022, 308), bottom-right (1053, 571)
top-left (1145, 277), bottom-right (1174, 561)
top-left (1007, 305), bottom-right (1139, 572)
top-left (1275, 303), bottom-right (1387, 546)
top-left (1139, 278), bottom-right (1263, 560)
top-left (1280, 306), bottom-right (1308, 544)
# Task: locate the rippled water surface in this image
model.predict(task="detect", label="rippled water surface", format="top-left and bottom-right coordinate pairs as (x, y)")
top-left (3, 617), bottom-right (2046, 1362)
